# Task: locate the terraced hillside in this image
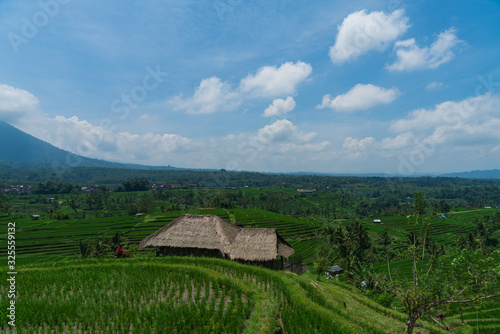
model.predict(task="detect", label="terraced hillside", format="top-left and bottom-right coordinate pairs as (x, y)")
top-left (0, 208), bottom-right (321, 266)
top-left (448, 297), bottom-right (500, 333)
top-left (0, 257), bottom-right (447, 334)
top-left (2, 207), bottom-right (498, 267)
top-left (1, 208), bottom-right (498, 333)
top-left (345, 209), bottom-right (500, 250)
top-left (372, 259), bottom-right (500, 334)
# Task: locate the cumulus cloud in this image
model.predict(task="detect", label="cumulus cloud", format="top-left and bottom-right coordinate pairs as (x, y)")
top-left (113, 131), bottom-right (193, 161)
top-left (263, 96), bottom-right (295, 117)
top-left (13, 110), bottom-right (333, 172)
top-left (17, 115), bottom-right (194, 165)
top-left (317, 84), bottom-right (400, 112)
top-left (226, 119), bottom-right (328, 171)
top-left (377, 93), bottom-right (500, 173)
top-left (438, 118), bottom-right (500, 146)
top-left (381, 132), bottom-right (416, 150)
top-left (342, 132), bottom-right (417, 157)
top-left (329, 9), bottom-right (409, 64)
top-left (343, 136), bottom-right (375, 150)
top-left (390, 93), bottom-right (500, 132)
top-left (239, 61), bottom-right (312, 97)
top-left (169, 77), bottom-right (239, 114)
top-left (0, 84), bottom-right (39, 121)
top-left (386, 28), bottom-right (463, 71)
top-left (255, 119), bottom-right (316, 144)
top-left (341, 136), bottom-right (377, 159)
top-left (170, 61), bottom-right (311, 115)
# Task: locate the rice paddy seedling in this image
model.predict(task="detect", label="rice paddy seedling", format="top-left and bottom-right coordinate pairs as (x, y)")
top-left (3, 202), bottom-right (496, 334)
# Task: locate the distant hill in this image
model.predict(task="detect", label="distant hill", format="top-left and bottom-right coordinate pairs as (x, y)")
top-left (442, 169), bottom-right (500, 179)
top-left (3, 121), bottom-right (500, 181)
top-left (0, 121), bottom-right (180, 170)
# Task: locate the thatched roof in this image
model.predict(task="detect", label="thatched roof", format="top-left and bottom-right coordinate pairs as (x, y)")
top-left (229, 228), bottom-right (294, 261)
top-left (138, 214), bottom-right (240, 254)
top-left (138, 214), bottom-right (294, 261)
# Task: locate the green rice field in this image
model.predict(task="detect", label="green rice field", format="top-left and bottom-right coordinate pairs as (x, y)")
top-left (1, 205), bottom-right (498, 333)
top-left (0, 257), bottom-right (446, 334)
top-left (0, 208), bottom-right (322, 266)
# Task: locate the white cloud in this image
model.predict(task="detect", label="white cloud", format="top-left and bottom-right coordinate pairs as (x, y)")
top-left (15, 94), bottom-right (500, 174)
top-left (381, 132), bottom-right (416, 150)
top-left (228, 119), bottom-right (327, 171)
top-left (113, 131), bottom-right (194, 161)
top-left (0, 84), bottom-right (39, 121)
top-left (386, 28), bottom-right (463, 71)
top-left (439, 118), bottom-right (500, 145)
top-left (426, 81), bottom-right (444, 91)
top-left (255, 119), bottom-right (316, 144)
top-left (17, 115), bottom-right (194, 165)
top-left (341, 132), bottom-right (416, 160)
top-left (376, 93), bottom-right (500, 173)
top-left (239, 61), bottom-right (312, 97)
top-left (12, 109), bottom-right (334, 172)
top-left (343, 136), bottom-right (375, 150)
top-left (317, 84), bottom-right (400, 111)
top-left (263, 96), bottom-right (295, 117)
top-left (169, 61), bottom-right (311, 115)
top-left (342, 136), bottom-right (376, 159)
top-left (329, 9), bottom-right (409, 64)
top-left (390, 93), bottom-right (500, 132)
top-left (169, 77), bottom-right (239, 114)
top-left (16, 114), bottom-right (331, 171)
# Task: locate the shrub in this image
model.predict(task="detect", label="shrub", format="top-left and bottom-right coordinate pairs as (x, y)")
top-left (376, 292), bottom-right (394, 308)
top-left (52, 210), bottom-right (69, 220)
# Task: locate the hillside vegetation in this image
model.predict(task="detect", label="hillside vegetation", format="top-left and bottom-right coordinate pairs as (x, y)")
top-left (0, 257), bottom-right (445, 334)
top-left (1, 178), bottom-right (499, 333)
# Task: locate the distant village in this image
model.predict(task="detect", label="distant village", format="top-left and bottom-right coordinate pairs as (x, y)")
top-left (0, 182), bottom-right (295, 194)
top-left (1, 184), bottom-right (34, 194)
top-left (1, 183), bottom-right (196, 194)
top-left (1, 181), bottom-right (319, 194)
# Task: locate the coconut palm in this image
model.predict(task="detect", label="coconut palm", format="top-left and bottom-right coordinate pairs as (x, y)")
top-left (75, 240), bottom-right (92, 259)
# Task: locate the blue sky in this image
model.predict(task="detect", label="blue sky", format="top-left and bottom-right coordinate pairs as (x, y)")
top-left (1, 0), bottom-right (499, 174)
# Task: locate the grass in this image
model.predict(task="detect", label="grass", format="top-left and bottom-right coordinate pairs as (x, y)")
top-left (1, 196), bottom-right (498, 333)
top-left (0, 257), bottom-right (449, 334)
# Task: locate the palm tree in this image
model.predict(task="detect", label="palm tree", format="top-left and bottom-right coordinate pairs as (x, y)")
top-left (92, 239), bottom-right (109, 258)
top-left (378, 230), bottom-right (393, 282)
top-left (75, 240), bottom-right (92, 259)
top-left (109, 231), bottom-right (127, 251)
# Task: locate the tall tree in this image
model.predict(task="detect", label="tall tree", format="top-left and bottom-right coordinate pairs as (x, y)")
top-left (390, 248), bottom-right (500, 333)
top-left (387, 212), bottom-right (500, 333)
top-left (378, 230), bottom-right (393, 282)
top-left (413, 192), bottom-right (426, 217)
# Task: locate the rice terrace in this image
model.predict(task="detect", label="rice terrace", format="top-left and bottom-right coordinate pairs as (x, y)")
top-left (1, 174), bottom-right (500, 333)
top-left (2, 0), bottom-right (500, 332)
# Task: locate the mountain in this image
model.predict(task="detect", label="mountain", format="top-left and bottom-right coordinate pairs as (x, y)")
top-left (0, 121), bottom-right (179, 170)
top-left (442, 169), bottom-right (500, 179)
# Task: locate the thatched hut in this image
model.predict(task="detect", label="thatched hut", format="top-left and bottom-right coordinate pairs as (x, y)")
top-left (326, 265), bottom-right (344, 279)
top-left (228, 228), bottom-right (294, 269)
top-left (138, 214), bottom-right (294, 269)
